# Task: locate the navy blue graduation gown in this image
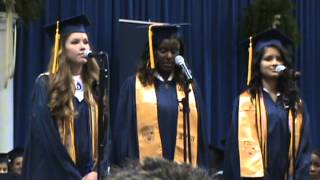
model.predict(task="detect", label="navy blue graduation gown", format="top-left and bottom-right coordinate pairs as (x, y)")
top-left (22, 74), bottom-right (93, 179)
top-left (223, 90), bottom-right (311, 180)
top-left (74, 99), bottom-right (94, 176)
top-left (109, 75), bottom-right (210, 169)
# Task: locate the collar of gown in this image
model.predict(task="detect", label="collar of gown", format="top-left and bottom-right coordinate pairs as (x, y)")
top-left (73, 75), bottom-right (84, 102)
top-left (153, 71), bottom-right (174, 82)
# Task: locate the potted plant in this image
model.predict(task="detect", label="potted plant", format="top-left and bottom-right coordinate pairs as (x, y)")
top-left (0, 0), bottom-right (43, 89)
top-left (0, 0), bottom-right (43, 23)
top-left (241, 0), bottom-right (299, 45)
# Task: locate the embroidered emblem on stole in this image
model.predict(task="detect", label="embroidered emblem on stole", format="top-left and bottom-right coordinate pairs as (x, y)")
top-left (135, 75), bottom-right (199, 166)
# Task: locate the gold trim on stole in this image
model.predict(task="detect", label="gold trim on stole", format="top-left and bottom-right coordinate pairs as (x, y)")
top-left (238, 91), bottom-right (265, 177)
top-left (238, 90), bottom-right (303, 178)
top-left (288, 108), bottom-right (303, 176)
top-left (57, 90), bottom-right (98, 164)
top-left (135, 75), bottom-right (198, 166)
top-left (88, 91), bottom-right (99, 164)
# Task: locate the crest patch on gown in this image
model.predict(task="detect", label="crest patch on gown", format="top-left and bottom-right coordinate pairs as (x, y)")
top-left (140, 125), bottom-right (155, 143)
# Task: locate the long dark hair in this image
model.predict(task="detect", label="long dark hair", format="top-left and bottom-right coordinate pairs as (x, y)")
top-left (248, 44), bottom-right (302, 110)
top-left (137, 35), bottom-right (188, 87)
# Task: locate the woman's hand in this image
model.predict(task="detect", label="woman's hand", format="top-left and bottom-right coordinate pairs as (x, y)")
top-left (82, 171), bottom-right (97, 180)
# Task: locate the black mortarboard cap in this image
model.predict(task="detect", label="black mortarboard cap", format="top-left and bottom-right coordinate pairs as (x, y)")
top-left (150, 24), bottom-right (179, 44)
top-left (118, 19), bottom-right (183, 69)
top-left (44, 14), bottom-right (90, 37)
top-left (252, 28), bottom-right (293, 52)
top-left (8, 148), bottom-right (24, 162)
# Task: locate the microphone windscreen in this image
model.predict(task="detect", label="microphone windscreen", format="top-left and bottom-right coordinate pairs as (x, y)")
top-left (175, 55), bottom-right (184, 65)
top-left (84, 50), bottom-right (93, 58)
top-left (275, 64), bottom-right (286, 72)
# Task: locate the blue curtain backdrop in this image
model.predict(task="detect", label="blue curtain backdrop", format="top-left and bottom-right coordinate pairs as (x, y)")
top-left (14, 0), bottom-right (320, 153)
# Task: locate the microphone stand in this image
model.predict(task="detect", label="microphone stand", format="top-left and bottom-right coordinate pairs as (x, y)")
top-left (180, 79), bottom-right (193, 164)
top-left (95, 52), bottom-right (110, 180)
top-left (288, 74), bottom-right (299, 180)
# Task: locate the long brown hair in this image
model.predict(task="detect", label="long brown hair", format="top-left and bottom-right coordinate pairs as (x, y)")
top-left (47, 33), bottom-right (100, 121)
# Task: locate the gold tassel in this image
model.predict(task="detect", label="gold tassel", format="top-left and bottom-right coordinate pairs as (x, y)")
top-left (247, 36), bottom-right (253, 85)
top-left (148, 25), bottom-right (155, 69)
top-left (51, 21), bottom-right (60, 74)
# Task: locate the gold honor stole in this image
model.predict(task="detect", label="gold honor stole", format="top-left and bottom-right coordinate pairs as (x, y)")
top-left (238, 90), bottom-right (303, 178)
top-left (135, 76), bottom-right (198, 166)
top-left (57, 90), bottom-right (99, 164)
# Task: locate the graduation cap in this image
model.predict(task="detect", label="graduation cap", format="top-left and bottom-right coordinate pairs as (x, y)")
top-left (8, 148), bottom-right (24, 163)
top-left (44, 14), bottom-right (90, 74)
top-left (0, 153), bottom-right (9, 164)
top-left (118, 19), bottom-right (184, 70)
top-left (44, 15), bottom-right (90, 36)
top-left (246, 28), bottom-right (294, 85)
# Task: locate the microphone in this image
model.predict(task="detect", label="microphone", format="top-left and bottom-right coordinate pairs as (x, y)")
top-left (84, 50), bottom-right (107, 59)
top-left (275, 64), bottom-right (301, 80)
top-left (84, 50), bottom-right (95, 58)
top-left (175, 55), bottom-right (193, 82)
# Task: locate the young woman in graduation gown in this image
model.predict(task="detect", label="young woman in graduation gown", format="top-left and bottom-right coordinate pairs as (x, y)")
top-left (223, 29), bottom-right (311, 180)
top-left (22, 15), bottom-right (100, 180)
top-left (109, 24), bottom-right (210, 169)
